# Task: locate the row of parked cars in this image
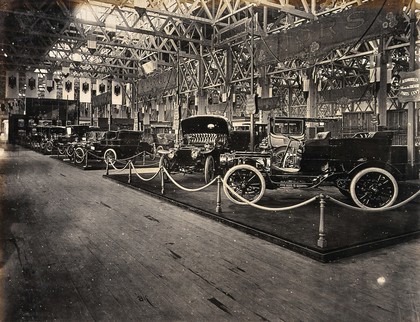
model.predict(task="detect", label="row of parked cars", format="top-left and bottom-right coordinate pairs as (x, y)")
top-left (22, 115), bottom-right (406, 209)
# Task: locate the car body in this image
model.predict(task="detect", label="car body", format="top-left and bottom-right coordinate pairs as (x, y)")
top-left (158, 115), bottom-right (233, 183)
top-left (89, 130), bottom-right (155, 164)
top-left (221, 117), bottom-right (401, 209)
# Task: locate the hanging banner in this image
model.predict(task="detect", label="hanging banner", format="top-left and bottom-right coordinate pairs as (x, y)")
top-left (6, 71), bottom-right (19, 99)
top-left (44, 76), bottom-right (57, 99)
top-left (398, 69), bottom-right (420, 103)
top-left (25, 72), bottom-right (38, 98)
top-left (79, 78), bottom-right (91, 103)
top-left (97, 79), bottom-right (108, 95)
top-left (255, 0), bottom-right (405, 65)
top-left (112, 80), bottom-right (123, 105)
top-left (63, 75), bottom-right (75, 101)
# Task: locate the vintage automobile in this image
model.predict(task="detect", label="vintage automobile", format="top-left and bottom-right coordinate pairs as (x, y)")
top-left (89, 130), bottom-right (155, 164)
top-left (51, 125), bottom-right (98, 156)
top-left (31, 125), bottom-right (66, 153)
top-left (158, 115), bottom-right (233, 183)
top-left (73, 130), bottom-right (111, 164)
top-left (221, 117), bottom-right (401, 209)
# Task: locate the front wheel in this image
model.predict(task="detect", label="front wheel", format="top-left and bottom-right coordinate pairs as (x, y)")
top-left (204, 155), bottom-right (215, 183)
top-left (104, 148), bottom-right (117, 166)
top-left (350, 167), bottom-right (398, 209)
top-left (223, 164), bottom-right (266, 205)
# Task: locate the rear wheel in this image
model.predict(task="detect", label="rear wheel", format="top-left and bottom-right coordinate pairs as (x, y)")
top-left (66, 145), bottom-right (74, 158)
top-left (223, 164), bottom-right (266, 205)
top-left (350, 167), bottom-right (398, 209)
top-left (204, 155), bottom-right (215, 183)
top-left (45, 141), bottom-right (53, 153)
top-left (104, 148), bottom-right (117, 166)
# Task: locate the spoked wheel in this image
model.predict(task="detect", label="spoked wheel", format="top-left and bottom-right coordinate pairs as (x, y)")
top-left (74, 147), bottom-right (86, 164)
top-left (159, 155), bottom-right (170, 181)
top-left (45, 141), bottom-right (53, 153)
top-left (350, 167), bottom-right (398, 209)
top-left (223, 164), bottom-right (266, 205)
top-left (104, 149), bottom-right (117, 166)
top-left (66, 145), bottom-right (75, 158)
top-left (204, 155), bottom-right (215, 184)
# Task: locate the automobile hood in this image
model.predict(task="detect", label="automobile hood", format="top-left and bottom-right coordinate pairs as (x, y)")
top-left (180, 116), bottom-right (229, 135)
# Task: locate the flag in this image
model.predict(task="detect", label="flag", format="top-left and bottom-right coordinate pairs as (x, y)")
top-left (6, 71), bottom-right (19, 99)
top-left (44, 75), bottom-right (57, 99)
top-left (63, 75), bottom-right (75, 101)
top-left (26, 72), bottom-right (38, 98)
top-left (112, 80), bottom-right (123, 105)
top-left (79, 77), bottom-right (91, 103)
top-left (97, 79), bottom-right (108, 94)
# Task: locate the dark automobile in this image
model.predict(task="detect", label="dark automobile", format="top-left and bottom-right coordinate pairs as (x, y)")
top-left (53, 125), bottom-right (99, 156)
top-left (30, 125), bottom-right (66, 153)
top-left (221, 117), bottom-right (401, 209)
top-left (158, 115), bottom-right (233, 183)
top-left (89, 130), bottom-right (155, 164)
top-left (73, 130), bottom-right (111, 164)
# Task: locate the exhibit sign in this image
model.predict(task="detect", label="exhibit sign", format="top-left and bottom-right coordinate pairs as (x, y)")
top-left (255, 0), bottom-right (405, 65)
top-left (398, 69), bottom-right (420, 103)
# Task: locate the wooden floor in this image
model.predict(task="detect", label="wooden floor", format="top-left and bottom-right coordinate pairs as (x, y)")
top-left (0, 144), bottom-right (419, 322)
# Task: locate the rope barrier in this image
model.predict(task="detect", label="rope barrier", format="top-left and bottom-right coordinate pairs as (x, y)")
top-left (161, 167), bottom-right (219, 192)
top-left (327, 190), bottom-right (420, 212)
top-left (129, 161), bottom-right (161, 182)
top-left (221, 177), bottom-right (319, 211)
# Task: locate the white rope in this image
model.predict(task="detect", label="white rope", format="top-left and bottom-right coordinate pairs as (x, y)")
top-left (221, 176), bottom-right (318, 211)
top-left (108, 159), bottom-right (132, 172)
top-left (162, 167), bottom-right (219, 192)
top-left (129, 162), bottom-right (161, 181)
top-left (327, 190), bottom-right (420, 212)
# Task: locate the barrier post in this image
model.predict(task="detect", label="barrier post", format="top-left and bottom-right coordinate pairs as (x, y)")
top-left (128, 161), bottom-right (132, 183)
top-left (317, 194), bottom-right (327, 248)
top-left (216, 176), bottom-right (222, 213)
top-left (142, 151), bottom-right (146, 165)
top-left (105, 159), bottom-right (109, 176)
top-left (160, 167), bottom-right (165, 194)
top-left (84, 150), bottom-right (89, 168)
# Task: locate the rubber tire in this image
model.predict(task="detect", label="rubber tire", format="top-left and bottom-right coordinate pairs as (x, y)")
top-left (223, 164), bottom-right (266, 205)
top-left (204, 155), bottom-right (215, 184)
top-left (66, 145), bottom-right (75, 158)
top-left (350, 167), bottom-right (398, 209)
top-left (45, 141), bottom-right (53, 153)
top-left (58, 146), bottom-right (66, 155)
top-left (104, 148), bottom-right (117, 166)
top-left (74, 147), bottom-right (86, 164)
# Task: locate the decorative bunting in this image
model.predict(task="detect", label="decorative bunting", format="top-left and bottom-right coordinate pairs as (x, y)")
top-left (63, 75), bottom-right (75, 100)
top-left (79, 77), bottom-right (91, 103)
top-left (25, 72), bottom-right (38, 98)
top-left (44, 75), bottom-right (57, 99)
top-left (6, 71), bottom-right (19, 99)
top-left (112, 80), bottom-right (123, 105)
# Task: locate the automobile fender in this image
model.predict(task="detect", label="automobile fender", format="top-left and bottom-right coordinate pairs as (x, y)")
top-left (157, 149), bottom-right (172, 156)
top-left (348, 160), bottom-right (402, 180)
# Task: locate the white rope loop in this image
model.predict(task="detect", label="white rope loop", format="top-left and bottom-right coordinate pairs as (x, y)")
top-left (129, 162), bottom-right (161, 182)
top-left (221, 176), bottom-right (318, 211)
top-left (327, 189), bottom-right (420, 212)
top-left (162, 167), bottom-right (219, 192)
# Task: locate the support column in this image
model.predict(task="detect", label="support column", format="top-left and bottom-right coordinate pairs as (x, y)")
top-left (377, 37), bottom-right (389, 128)
top-left (305, 68), bottom-right (317, 118)
top-left (259, 66), bottom-right (270, 124)
top-left (407, 1), bottom-right (419, 179)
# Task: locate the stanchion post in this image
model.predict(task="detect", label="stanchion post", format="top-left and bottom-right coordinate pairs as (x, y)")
top-left (84, 150), bottom-right (88, 168)
top-left (128, 161), bottom-right (132, 183)
top-left (317, 194), bottom-right (327, 248)
top-left (216, 176), bottom-right (222, 213)
top-left (105, 159), bottom-right (109, 176)
top-left (161, 167), bottom-right (165, 194)
top-left (143, 151), bottom-right (146, 165)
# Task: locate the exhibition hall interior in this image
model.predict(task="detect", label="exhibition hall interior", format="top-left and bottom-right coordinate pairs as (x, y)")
top-left (0, 0), bottom-right (419, 320)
